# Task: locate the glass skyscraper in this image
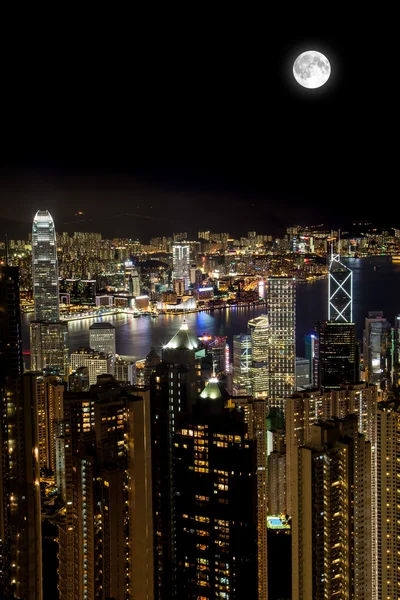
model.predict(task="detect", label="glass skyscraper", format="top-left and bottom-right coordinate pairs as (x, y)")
top-left (328, 254), bottom-right (353, 322)
top-left (248, 314), bottom-right (269, 397)
top-left (32, 210), bottom-right (59, 321)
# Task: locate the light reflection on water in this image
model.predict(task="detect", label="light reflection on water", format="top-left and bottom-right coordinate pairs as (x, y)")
top-left (21, 257), bottom-right (400, 361)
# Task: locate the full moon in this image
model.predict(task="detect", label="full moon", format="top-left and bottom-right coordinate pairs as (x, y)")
top-left (293, 50), bottom-right (331, 89)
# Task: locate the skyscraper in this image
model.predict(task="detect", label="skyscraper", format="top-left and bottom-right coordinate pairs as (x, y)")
top-left (0, 266), bottom-right (43, 599)
top-left (232, 333), bottom-right (252, 394)
top-left (32, 209), bottom-right (60, 321)
top-left (150, 320), bottom-right (211, 598)
top-left (89, 321), bottom-right (116, 356)
top-left (394, 314), bottom-right (400, 386)
top-left (23, 373), bottom-right (64, 471)
top-left (267, 276), bottom-right (296, 411)
top-left (292, 415), bottom-right (372, 600)
top-left (248, 314), bottom-right (269, 397)
top-left (315, 321), bottom-right (358, 389)
top-left (57, 383), bottom-right (154, 600)
top-left (328, 252), bottom-right (353, 322)
top-left (304, 333), bottom-right (319, 387)
top-left (173, 381), bottom-right (265, 599)
top-left (377, 400), bottom-right (400, 600)
top-left (172, 243), bottom-right (190, 289)
top-left (30, 319), bottom-right (69, 375)
top-left (363, 311), bottom-right (391, 389)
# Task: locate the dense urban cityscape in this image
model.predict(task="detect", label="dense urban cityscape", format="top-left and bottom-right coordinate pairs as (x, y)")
top-left (0, 209), bottom-right (400, 599)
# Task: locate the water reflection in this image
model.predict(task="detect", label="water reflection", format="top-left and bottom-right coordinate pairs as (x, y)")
top-left (21, 257), bottom-right (400, 361)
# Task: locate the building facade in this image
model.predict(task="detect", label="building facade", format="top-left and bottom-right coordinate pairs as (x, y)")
top-left (292, 416), bottom-right (372, 600)
top-left (328, 253), bottom-right (353, 322)
top-left (30, 319), bottom-right (69, 376)
top-left (173, 386), bottom-right (262, 599)
top-left (89, 321), bottom-right (116, 356)
top-left (315, 321), bottom-right (358, 389)
top-left (172, 243), bottom-right (190, 290)
top-left (70, 348), bottom-right (114, 385)
top-left (267, 276), bottom-right (296, 412)
top-left (248, 314), bottom-right (269, 397)
top-left (0, 266), bottom-right (43, 599)
top-left (363, 311), bottom-right (391, 389)
top-left (32, 209), bottom-right (60, 321)
top-left (232, 333), bottom-right (252, 394)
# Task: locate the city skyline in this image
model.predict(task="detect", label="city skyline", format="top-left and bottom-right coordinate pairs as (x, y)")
top-left (1, 15), bottom-right (399, 600)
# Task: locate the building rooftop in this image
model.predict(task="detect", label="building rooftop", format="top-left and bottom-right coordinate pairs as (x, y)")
top-left (165, 319), bottom-right (202, 351)
top-left (89, 322), bottom-right (115, 329)
top-left (199, 377), bottom-right (230, 401)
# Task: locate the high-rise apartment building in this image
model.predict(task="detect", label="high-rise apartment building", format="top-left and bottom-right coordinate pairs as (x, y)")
top-left (70, 348), bottom-right (114, 385)
top-left (328, 253), bottom-right (353, 322)
top-left (173, 382), bottom-right (265, 599)
top-left (248, 314), bottom-right (269, 397)
top-left (114, 357), bottom-right (136, 385)
top-left (57, 384), bottom-right (153, 600)
top-left (232, 333), bottom-right (252, 394)
top-left (394, 314), bottom-right (400, 386)
top-left (23, 373), bottom-right (64, 471)
top-left (0, 266), bottom-right (43, 599)
top-left (286, 383), bottom-right (377, 519)
top-left (230, 395), bottom-right (268, 600)
top-left (89, 321), bottom-right (116, 356)
top-left (172, 243), bottom-right (190, 289)
top-left (32, 209), bottom-right (59, 321)
top-left (292, 416), bottom-right (372, 600)
top-left (377, 400), bottom-right (400, 600)
top-left (267, 276), bottom-right (296, 411)
top-left (363, 311), bottom-right (391, 389)
top-left (315, 321), bottom-right (358, 389)
top-left (30, 319), bottom-right (69, 375)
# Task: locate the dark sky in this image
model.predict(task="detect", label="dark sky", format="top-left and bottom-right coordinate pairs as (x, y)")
top-left (0, 12), bottom-right (395, 240)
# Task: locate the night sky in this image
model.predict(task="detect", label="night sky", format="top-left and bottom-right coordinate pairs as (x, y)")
top-left (0, 13), bottom-right (394, 240)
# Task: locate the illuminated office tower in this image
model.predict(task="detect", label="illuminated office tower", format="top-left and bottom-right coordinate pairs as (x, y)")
top-left (315, 321), bottom-right (358, 389)
top-left (70, 348), bottom-right (114, 385)
top-left (173, 382), bottom-right (262, 599)
top-left (89, 321), bottom-right (116, 356)
top-left (267, 277), bottom-right (296, 411)
top-left (0, 266), bottom-right (42, 599)
top-left (30, 319), bottom-right (69, 375)
top-left (292, 416), bottom-right (372, 600)
top-left (328, 252), bottom-right (353, 322)
top-left (363, 311), bottom-right (391, 389)
top-left (376, 400), bottom-right (400, 600)
top-left (172, 243), bottom-right (190, 289)
top-left (232, 333), bottom-right (252, 394)
top-left (23, 373), bottom-right (64, 471)
top-left (32, 209), bottom-right (60, 321)
top-left (248, 314), bottom-right (269, 397)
